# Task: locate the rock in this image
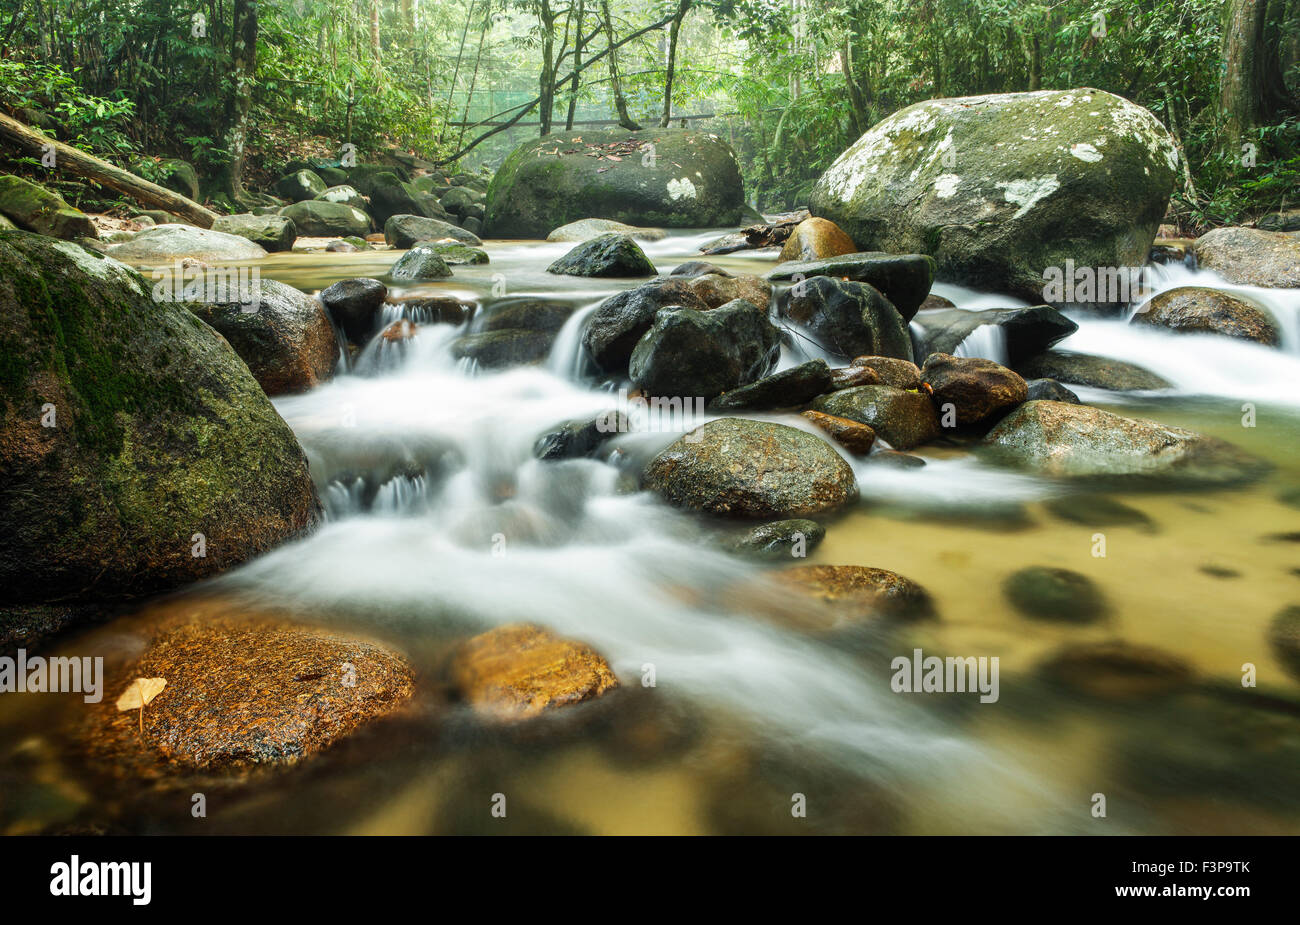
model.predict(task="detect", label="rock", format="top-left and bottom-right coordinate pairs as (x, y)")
top-left (452, 329), bottom-right (554, 368)
top-left (911, 305), bottom-right (1077, 365)
top-left (389, 244), bottom-right (453, 281)
top-left (480, 298), bottom-right (576, 334)
top-left (688, 272), bottom-right (772, 310)
top-left (273, 169), bottom-right (327, 202)
top-left (1003, 566), bottom-right (1108, 623)
top-left (780, 275), bottom-right (912, 362)
top-left (810, 89), bottom-right (1179, 303)
top-left (1194, 227), bottom-right (1300, 287)
top-left (438, 185), bottom-right (479, 216)
top-left (427, 242), bottom-right (489, 265)
top-left (984, 400), bottom-right (1269, 485)
top-left (1131, 286), bottom-right (1280, 345)
top-left (1257, 209), bottom-right (1300, 233)
top-left (581, 278), bottom-right (710, 373)
top-left (0, 233), bottom-right (318, 635)
top-left (0, 213), bottom-right (17, 232)
top-left (1268, 605), bottom-right (1300, 682)
top-left (188, 279), bottom-right (338, 395)
top-left (212, 213), bottom-right (297, 252)
top-left (89, 615), bottom-right (414, 771)
top-left (1025, 378), bottom-right (1081, 403)
top-left (850, 355), bottom-right (922, 389)
top-left (733, 519), bottom-right (826, 561)
top-left (921, 353), bottom-right (1027, 426)
top-left (547, 232), bottom-right (656, 277)
top-left (103, 223), bottom-right (267, 264)
top-left (709, 360), bottom-right (832, 411)
top-left (534, 412), bottom-right (626, 461)
top-left (0, 175), bottom-right (96, 240)
top-left (669, 260), bottom-right (731, 278)
top-left (462, 216), bottom-right (483, 236)
top-left (644, 418), bottom-right (857, 518)
top-left (357, 171), bottom-right (447, 227)
top-left (383, 213), bottom-right (482, 248)
top-left (380, 319), bottom-right (418, 342)
top-left (1039, 641), bottom-right (1194, 700)
top-left (801, 410), bottom-right (877, 455)
top-left (320, 277), bottom-right (387, 345)
top-left (770, 252), bottom-right (936, 320)
top-left (395, 295), bottom-right (475, 326)
top-left (828, 365), bottom-right (882, 390)
top-left (1044, 493), bottom-right (1153, 529)
top-left (811, 386), bottom-right (940, 450)
top-left (868, 449), bottom-right (926, 468)
top-left (155, 158), bottom-right (200, 200)
top-left (450, 623), bottom-right (618, 723)
top-left (777, 217), bottom-right (858, 262)
top-left (630, 299), bottom-right (780, 402)
top-left (1015, 349), bottom-right (1172, 391)
top-left (546, 218), bottom-right (666, 242)
top-left (773, 565), bottom-right (935, 621)
top-left (486, 127), bottom-right (749, 237)
top-left (920, 294), bottom-right (955, 310)
top-left (280, 200), bottom-right (371, 238)
top-left (315, 184), bottom-right (368, 212)
top-left (316, 166), bottom-right (348, 186)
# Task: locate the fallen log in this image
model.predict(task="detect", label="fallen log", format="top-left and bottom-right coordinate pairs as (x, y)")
top-left (0, 111), bottom-right (219, 228)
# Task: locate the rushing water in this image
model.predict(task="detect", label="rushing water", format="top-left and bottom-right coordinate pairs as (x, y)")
top-left (3, 233), bottom-right (1299, 835)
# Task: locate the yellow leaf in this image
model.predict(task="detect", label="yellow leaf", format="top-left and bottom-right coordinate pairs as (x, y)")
top-left (116, 677), bottom-right (166, 712)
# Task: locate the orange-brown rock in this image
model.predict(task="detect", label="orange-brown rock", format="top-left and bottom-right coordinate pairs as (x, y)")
top-left (850, 356), bottom-right (922, 390)
top-left (381, 319), bottom-right (418, 341)
top-left (801, 410), bottom-right (877, 455)
top-left (828, 365), bottom-right (881, 391)
top-left (773, 565), bottom-right (935, 621)
top-left (688, 272), bottom-right (773, 310)
top-left (777, 217), bottom-right (857, 262)
top-left (450, 623), bottom-right (618, 723)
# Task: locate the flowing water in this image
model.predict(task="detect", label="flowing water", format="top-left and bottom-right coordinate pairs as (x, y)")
top-left (3, 233), bottom-right (1299, 835)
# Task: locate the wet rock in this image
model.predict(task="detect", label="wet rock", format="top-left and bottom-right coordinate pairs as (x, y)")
top-left (1131, 286), bottom-right (1280, 345)
top-left (709, 359), bottom-right (832, 411)
top-left (773, 565), bottom-right (935, 621)
top-left (688, 272), bottom-right (772, 310)
top-left (380, 319), bottom-right (418, 342)
top-left (812, 385), bottom-right (941, 450)
top-left (547, 232), bottom-right (656, 277)
top-left (732, 519), bottom-right (826, 561)
top-left (384, 213), bottom-right (482, 247)
top-left (911, 305), bottom-right (1077, 365)
top-left (669, 260), bottom-right (732, 278)
top-left (188, 278), bottom-right (338, 395)
top-left (426, 242), bottom-right (489, 265)
top-left (919, 293), bottom-right (955, 310)
top-left (1043, 493), bottom-right (1153, 529)
top-left (1268, 605), bottom-right (1300, 681)
top-left (801, 410), bottom-right (877, 455)
top-left (828, 365), bottom-right (881, 391)
top-left (921, 353), bottom-right (1027, 427)
top-left (534, 412), bottom-right (627, 460)
top-left (868, 449), bottom-right (926, 468)
top-left (1003, 566), bottom-right (1108, 623)
top-left (210, 213), bottom-right (297, 252)
top-left (850, 355), bottom-right (922, 389)
top-left (273, 169), bottom-right (327, 202)
top-left (546, 218), bottom-right (666, 242)
top-left (315, 184), bottom-right (368, 212)
top-left (449, 623), bottom-right (618, 723)
top-left (1016, 349), bottom-right (1171, 391)
top-left (0, 233), bottom-right (319, 628)
top-left (452, 329), bottom-right (554, 368)
top-left (280, 200), bottom-right (371, 238)
top-left (105, 223), bottom-right (267, 263)
top-left (320, 277), bottom-right (388, 345)
top-left (630, 299), bottom-right (780, 402)
top-left (389, 244), bottom-right (453, 281)
top-left (1038, 641), bottom-right (1194, 700)
top-left (581, 278), bottom-right (710, 373)
top-left (770, 252), bottom-right (936, 320)
top-left (984, 400), bottom-right (1268, 486)
top-left (780, 275), bottom-right (912, 362)
top-left (89, 616), bottom-right (414, 771)
top-left (480, 298), bottom-right (576, 334)
top-left (394, 295), bottom-right (475, 326)
top-left (811, 89), bottom-right (1178, 304)
top-left (1193, 227), bottom-right (1300, 288)
top-left (1025, 378), bottom-right (1080, 403)
top-left (776, 217), bottom-right (858, 262)
top-left (644, 418), bottom-right (857, 518)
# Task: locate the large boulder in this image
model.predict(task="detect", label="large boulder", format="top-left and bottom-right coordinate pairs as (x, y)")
top-left (629, 299), bottom-right (780, 401)
top-left (780, 275), bottom-right (912, 362)
top-left (1131, 286), bottom-right (1279, 345)
top-left (0, 233), bottom-right (319, 643)
top-left (581, 278), bottom-right (709, 373)
top-left (383, 213), bottom-right (481, 248)
top-left (547, 218), bottom-right (666, 243)
top-left (810, 89), bottom-right (1179, 303)
top-left (155, 158), bottom-right (200, 201)
top-left (643, 418), bottom-right (858, 518)
top-left (547, 233), bottom-right (656, 277)
top-left (0, 175), bottom-right (96, 240)
top-left (212, 213), bottom-right (297, 252)
top-left (911, 305), bottom-right (1077, 365)
top-left (770, 252), bottom-right (936, 320)
top-left (485, 128), bottom-right (749, 237)
top-left (187, 279), bottom-right (338, 395)
top-left (315, 184), bottom-right (368, 212)
top-left (273, 169), bottom-right (327, 202)
top-left (1193, 228), bottom-right (1300, 288)
top-left (984, 400), bottom-right (1268, 485)
top-left (279, 200), bottom-right (371, 238)
top-left (811, 385), bottom-right (941, 450)
top-left (355, 170), bottom-right (447, 227)
top-left (105, 223), bottom-right (267, 264)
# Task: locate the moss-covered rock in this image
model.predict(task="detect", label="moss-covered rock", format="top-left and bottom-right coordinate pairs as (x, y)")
top-left (0, 232), bottom-right (319, 639)
top-left (104, 223), bottom-right (269, 265)
top-left (383, 213), bottom-right (481, 248)
top-left (810, 89), bottom-right (1178, 303)
top-left (389, 244), bottom-right (453, 281)
top-left (547, 232), bottom-right (656, 277)
top-left (1193, 227), bottom-right (1300, 288)
top-left (811, 385), bottom-right (941, 450)
top-left (273, 169), bottom-right (327, 203)
top-left (0, 175), bottom-right (96, 240)
top-left (485, 128), bottom-right (748, 237)
top-left (211, 213), bottom-right (297, 252)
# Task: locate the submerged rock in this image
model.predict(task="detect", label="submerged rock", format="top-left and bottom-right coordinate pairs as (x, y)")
top-left (776, 217), bottom-right (858, 262)
top-left (984, 400), bottom-right (1268, 485)
top-left (582, 278), bottom-right (710, 373)
top-left (1003, 566), bottom-right (1108, 623)
top-left (0, 175), bottom-right (96, 239)
top-left (1038, 641), bottom-right (1194, 701)
top-left (1016, 349), bottom-right (1171, 391)
top-left (732, 519), bottom-right (826, 561)
top-left (811, 385), bottom-right (941, 450)
top-left (709, 359), bottom-right (832, 411)
top-left (1193, 227), bottom-right (1300, 288)
top-left (547, 232), bottom-right (656, 277)
top-left (911, 305), bottom-right (1077, 366)
top-left (629, 299), bottom-right (780, 402)
top-left (480, 298), bottom-right (576, 334)
top-left (106, 223), bottom-right (268, 264)
top-left (644, 418), bottom-right (857, 518)
top-left (450, 623), bottom-right (618, 724)
top-left (780, 275), bottom-right (912, 362)
top-left (773, 565), bottom-right (935, 621)
top-left (769, 251), bottom-right (936, 320)
top-left (546, 218), bottom-right (666, 242)
top-left (1131, 286), bottom-right (1280, 345)
top-left (921, 353), bottom-right (1027, 427)
top-left (319, 277), bottom-right (388, 345)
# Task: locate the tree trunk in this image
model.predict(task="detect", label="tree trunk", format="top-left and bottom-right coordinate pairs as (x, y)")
top-left (538, 0), bottom-right (557, 135)
top-left (841, 36), bottom-right (868, 135)
top-left (600, 0), bottom-right (641, 130)
top-left (215, 0), bottom-right (259, 206)
top-left (370, 0), bottom-right (381, 61)
top-left (565, 0), bottom-right (585, 130)
top-left (658, 1), bottom-right (690, 128)
top-left (1221, 0), bottom-right (1266, 144)
top-left (0, 112), bottom-right (219, 227)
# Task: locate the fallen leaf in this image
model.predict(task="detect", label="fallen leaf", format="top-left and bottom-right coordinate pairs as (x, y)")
top-left (116, 677), bottom-right (166, 734)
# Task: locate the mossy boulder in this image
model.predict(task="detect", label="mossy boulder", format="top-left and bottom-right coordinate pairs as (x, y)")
top-left (383, 213), bottom-right (481, 248)
top-left (547, 232), bottom-right (656, 277)
top-left (156, 158), bottom-right (200, 201)
top-left (279, 200), bottom-right (371, 238)
top-left (0, 174), bottom-right (96, 240)
top-left (315, 184), bottom-right (368, 212)
top-left (0, 233), bottom-right (319, 639)
top-left (485, 128), bottom-right (748, 237)
top-left (389, 244), bottom-right (453, 281)
top-left (273, 169), bottom-right (327, 203)
top-left (105, 223), bottom-right (268, 264)
top-left (810, 89), bottom-right (1178, 303)
top-left (212, 213), bottom-right (297, 252)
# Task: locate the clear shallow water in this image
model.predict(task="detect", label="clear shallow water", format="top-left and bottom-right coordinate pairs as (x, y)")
top-left (3, 234), bottom-right (1299, 835)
